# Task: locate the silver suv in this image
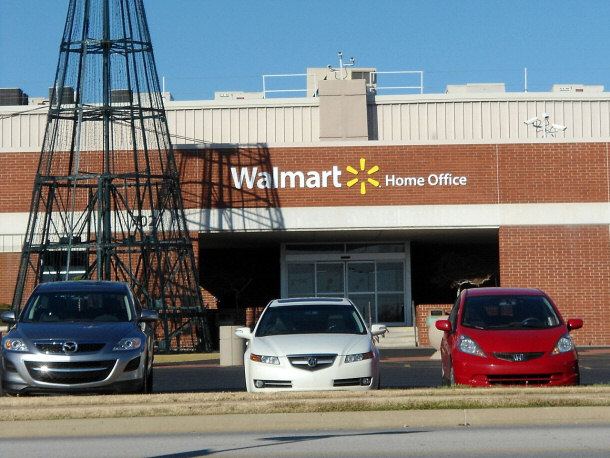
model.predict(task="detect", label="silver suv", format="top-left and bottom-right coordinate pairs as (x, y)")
top-left (1, 280), bottom-right (158, 395)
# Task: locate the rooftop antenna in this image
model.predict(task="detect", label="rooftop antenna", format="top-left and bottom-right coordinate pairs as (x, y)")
top-left (12, 0), bottom-right (212, 352)
top-left (327, 51), bottom-right (355, 80)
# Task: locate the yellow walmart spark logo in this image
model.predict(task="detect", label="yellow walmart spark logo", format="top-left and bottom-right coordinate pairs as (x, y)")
top-left (346, 158), bottom-right (380, 195)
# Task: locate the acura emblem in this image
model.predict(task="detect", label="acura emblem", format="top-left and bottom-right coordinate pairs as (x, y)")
top-left (62, 341), bottom-right (78, 353)
top-left (307, 357), bottom-right (318, 368)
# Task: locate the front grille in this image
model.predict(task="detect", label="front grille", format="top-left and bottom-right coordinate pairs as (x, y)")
top-left (492, 352), bottom-right (545, 362)
top-left (487, 373), bottom-right (553, 385)
top-left (35, 343), bottom-right (106, 354)
top-left (24, 360), bottom-right (116, 384)
top-left (288, 354), bottom-right (336, 371)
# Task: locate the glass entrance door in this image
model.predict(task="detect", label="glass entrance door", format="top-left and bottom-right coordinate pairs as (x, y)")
top-left (348, 261), bottom-right (405, 324)
top-left (284, 246), bottom-right (410, 326)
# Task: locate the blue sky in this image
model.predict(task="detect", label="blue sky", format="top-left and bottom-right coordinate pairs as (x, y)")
top-left (2, 0), bottom-right (610, 101)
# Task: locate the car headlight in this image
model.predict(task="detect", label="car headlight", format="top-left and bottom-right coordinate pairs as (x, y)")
top-left (3, 338), bottom-right (29, 352)
top-left (345, 351), bottom-right (374, 363)
top-left (551, 334), bottom-right (574, 355)
top-left (458, 335), bottom-right (486, 357)
top-left (250, 353), bottom-right (280, 365)
top-left (113, 337), bottom-right (142, 351)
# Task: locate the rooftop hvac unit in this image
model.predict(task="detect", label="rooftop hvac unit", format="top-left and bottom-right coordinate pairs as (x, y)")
top-left (0, 88), bottom-right (29, 106)
top-left (49, 86), bottom-right (75, 105)
top-left (111, 89), bottom-right (133, 103)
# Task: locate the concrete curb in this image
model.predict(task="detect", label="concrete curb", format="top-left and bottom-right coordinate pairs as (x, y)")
top-left (0, 406), bottom-right (609, 438)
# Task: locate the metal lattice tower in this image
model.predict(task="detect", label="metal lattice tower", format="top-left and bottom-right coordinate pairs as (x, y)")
top-left (12, 0), bottom-right (211, 352)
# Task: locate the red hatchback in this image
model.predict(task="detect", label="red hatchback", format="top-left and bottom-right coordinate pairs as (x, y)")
top-left (435, 287), bottom-right (583, 387)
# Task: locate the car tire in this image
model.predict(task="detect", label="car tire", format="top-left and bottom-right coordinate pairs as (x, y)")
top-left (137, 356), bottom-right (153, 394)
top-left (442, 363), bottom-right (456, 386)
top-left (145, 366), bottom-right (153, 393)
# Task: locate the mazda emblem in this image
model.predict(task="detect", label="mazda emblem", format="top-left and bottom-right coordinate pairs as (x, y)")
top-left (62, 341), bottom-right (78, 353)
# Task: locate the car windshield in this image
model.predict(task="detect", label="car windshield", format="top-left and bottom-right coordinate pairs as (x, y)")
top-left (20, 291), bottom-right (133, 323)
top-left (461, 294), bottom-right (561, 330)
top-left (255, 304), bottom-right (367, 337)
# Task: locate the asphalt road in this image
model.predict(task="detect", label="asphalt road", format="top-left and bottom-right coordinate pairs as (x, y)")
top-left (153, 347), bottom-right (610, 393)
top-left (3, 423), bottom-right (610, 457)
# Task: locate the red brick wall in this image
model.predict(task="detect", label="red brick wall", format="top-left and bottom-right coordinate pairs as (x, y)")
top-left (415, 304), bottom-right (452, 347)
top-left (2, 143), bottom-right (609, 345)
top-left (0, 252), bottom-right (21, 306)
top-left (0, 152), bottom-right (39, 213)
top-left (2, 143), bottom-right (607, 213)
top-left (499, 225), bottom-right (610, 346)
top-left (170, 143), bottom-right (608, 209)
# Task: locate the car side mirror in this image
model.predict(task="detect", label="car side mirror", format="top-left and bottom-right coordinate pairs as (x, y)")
top-left (435, 319), bottom-right (452, 332)
top-left (234, 327), bottom-right (253, 340)
top-left (138, 309), bottom-right (159, 323)
top-left (567, 318), bottom-right (583, 331)
top-left (370, 324), bottom-right (388, 336)
top-left (1, 310), bottom-right (16, 324)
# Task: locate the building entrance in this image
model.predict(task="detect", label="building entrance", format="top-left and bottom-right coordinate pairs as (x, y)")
top-left (281, 243), bottom-right (411, 325)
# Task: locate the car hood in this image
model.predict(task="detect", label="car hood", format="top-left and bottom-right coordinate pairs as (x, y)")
top-left (11, 322), bottom-right (136, 342)
top-left (251, 333), bottom-right (372, 357)
top-left (464, 326), bottom-right (568, 353)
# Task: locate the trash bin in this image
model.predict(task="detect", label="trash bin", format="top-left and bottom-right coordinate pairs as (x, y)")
top-left (426, 310), bottom-right (445, 351)
top-left (219, 325), bottom-right (246, 366)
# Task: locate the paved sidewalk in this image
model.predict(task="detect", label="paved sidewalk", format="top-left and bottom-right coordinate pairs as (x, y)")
top-left (1, 406), bottom-right (609, 438)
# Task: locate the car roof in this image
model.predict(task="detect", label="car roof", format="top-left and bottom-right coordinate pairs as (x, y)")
top-left (268, 297), bottom-right (353, 307)
top-left (32, 280), bottom-right (129, 294)
top-left (463, 287), bottom-right (545, 297)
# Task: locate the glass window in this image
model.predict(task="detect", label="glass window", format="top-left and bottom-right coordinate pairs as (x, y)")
top-left (377, 262), bottom-right (404, 291)
top-left (255, 304), bottom-right (366, 336)
top-left (461, 295), bottom-right (561, 330)
top-left (287, 264), bottom-right (315, 297)
top-left (349, 293), bottom-right (375, 324)
top-left (348, 262), bottom-right (375, 292)
top-left (21, 292), bottom-right (132, 323)
top-left (316, 263), bottom-right (344, 294)
top-left (347, 243), bottom-right (404, 253)
top-left (378, 293), bottom-right (404, 322)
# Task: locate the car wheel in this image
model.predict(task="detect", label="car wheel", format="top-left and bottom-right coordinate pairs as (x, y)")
top-left (441, 363), bottom-right (451, 386)
top-left (137, 356), bottom-right (153, 394)
top-left (144, 366), bottom-right (153, 394)
top-left (449, 364), bottom-right (455, 386)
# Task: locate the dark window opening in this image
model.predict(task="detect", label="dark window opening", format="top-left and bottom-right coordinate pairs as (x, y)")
top-left (411, 241), bottom-right (499, 304)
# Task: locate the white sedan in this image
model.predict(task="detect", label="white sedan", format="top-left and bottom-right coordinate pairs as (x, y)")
top-left (234, 297), bottom-right (387, 392)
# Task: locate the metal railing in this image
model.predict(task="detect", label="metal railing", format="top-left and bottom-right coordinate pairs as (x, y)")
top-left (261, 70), bottom-right (424, 98)
top-left (368, 71), bottom-right (424, 94)
top-left (262, 73), bottom-right (318, 98)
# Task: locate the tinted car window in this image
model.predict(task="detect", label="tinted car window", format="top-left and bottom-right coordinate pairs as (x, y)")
top-left (21, 291), bottom-right (133, 323)
top-left (461, 294), bottom-right (560, 330)
top-left (256, 304), bottom-right (367, 337)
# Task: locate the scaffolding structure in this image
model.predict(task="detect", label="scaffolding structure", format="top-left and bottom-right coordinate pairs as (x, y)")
top-left (12, 0), bottom-right (211, 352)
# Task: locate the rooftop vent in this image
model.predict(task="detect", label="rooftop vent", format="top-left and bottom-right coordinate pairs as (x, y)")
top-left (550, 84), bottom-right (604, 93)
